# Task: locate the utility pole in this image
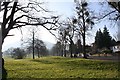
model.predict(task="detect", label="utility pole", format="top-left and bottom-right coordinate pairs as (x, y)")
top-left (32, 29), bottom-right (35, 59)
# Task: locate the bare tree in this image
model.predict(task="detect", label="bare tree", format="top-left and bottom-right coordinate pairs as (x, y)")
top-left (1, 0), bottom-right (59, 45)
top-left (61, 18), bottom-right (76, 58)
top-left (26, 38), bottom-right (47, 58)
top-left (94, 1), bottom-right (120, 42)
top-left (0, 0), bottom-right (59, 79)
top-left (0, 27), bottom-right (2, 79)
top-left (107, 1), bottom-right (120, 20)
top-left (58, 26), bottom-right (67, 57)
top-left (73, 0), bottom-right (94, 58)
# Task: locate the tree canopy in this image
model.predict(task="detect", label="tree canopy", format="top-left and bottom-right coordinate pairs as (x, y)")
top-left (95, 26), bottom-right (115, 49)
top-left (73, 0), bottom-right (94, 58)
top-left (0, 0), bottom-right (59, 44)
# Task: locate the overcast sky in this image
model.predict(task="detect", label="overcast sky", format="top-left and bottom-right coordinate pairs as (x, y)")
top-left (2, 0), bottom-right (75, 51)
top-left (1, 0), bottom-right (118, 51)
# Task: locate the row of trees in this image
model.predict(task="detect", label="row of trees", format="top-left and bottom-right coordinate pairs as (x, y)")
top-left (54, 0), bottom-right (120, 58)
top-left (1, 0), bottom-right (120, 59)
top-left (50, 39), bottom-right (83, 57)
top-left (26, 38), bottom-right (49, 58)
top-left (4, 39), bottom-right (49, 59)
top-left (55, 1), bottom-right (94, 58)
top-left (51, 26), bottom-right (116, 57)
top-left (1, 0), bottom-right (120, 79)
top-left (49, 0), bottom-right (120, 58)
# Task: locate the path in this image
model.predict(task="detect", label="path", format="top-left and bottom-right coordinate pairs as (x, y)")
top-left (88, 56), bottom-right (120, 62)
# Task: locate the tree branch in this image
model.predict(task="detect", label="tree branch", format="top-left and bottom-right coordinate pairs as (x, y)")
top-left (109, 2), bottom-right (120, 13)
top-left (97, 10), bottom-right (116, 21)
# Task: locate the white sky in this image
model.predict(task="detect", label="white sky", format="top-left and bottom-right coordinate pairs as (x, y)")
top-left (2, 0), bottom-right (75, 51)
top-left (1, 0), bottom-right (118, 51)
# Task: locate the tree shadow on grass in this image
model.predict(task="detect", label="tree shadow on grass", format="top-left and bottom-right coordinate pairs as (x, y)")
top-left (30, 57), bottom-right (119, 71)
top-left (60, 59), bottom-right (119, 71)
top-left (30, 59), bottom-right (53, 64)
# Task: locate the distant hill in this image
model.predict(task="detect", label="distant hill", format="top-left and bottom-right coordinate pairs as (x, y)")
top-left (2, 41), bottom-right (21, 52)
top-left (2, 40), bottom-right (55, 51)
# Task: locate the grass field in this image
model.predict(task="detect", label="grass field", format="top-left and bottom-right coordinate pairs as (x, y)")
top-left (4, 56), bottom-right (119, 79)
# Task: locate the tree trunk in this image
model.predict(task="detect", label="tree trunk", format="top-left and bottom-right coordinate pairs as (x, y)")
top-left (62, 43), bottom-right (64, 57)
top-left (0, 27), bottom-right (7, 79)
top-left (38, 49), bottom-right (40, 58)
top-left (32, 30), bottom-right (35, 59)
top-left (0, 3), bottom-right (18, 79)
top-left (83, 33), bottom-right (87, 59)
top-left (64, 41), bottom-right (66, 57)
top-left (64, 50), bottom-right (66, 57)
top-left (70, 44), bottom-right (73, 58)
top-left (0, 27), bottom-right (2, 79)
top-left (70, 38), bottom-right (73, 58)
top-left (82, 7), bottom-right (87, 59)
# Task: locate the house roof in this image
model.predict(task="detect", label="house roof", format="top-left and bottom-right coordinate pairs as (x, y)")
top-left (116, 41), bottom-right (120, 45)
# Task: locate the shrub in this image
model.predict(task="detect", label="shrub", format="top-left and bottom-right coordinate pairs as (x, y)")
top-left (12, 48), bottom-right (26, 59)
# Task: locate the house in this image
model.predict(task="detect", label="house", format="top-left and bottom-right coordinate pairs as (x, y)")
top-left (112, 41), bottom-right (120, 53)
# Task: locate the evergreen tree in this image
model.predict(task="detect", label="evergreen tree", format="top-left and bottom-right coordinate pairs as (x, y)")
top-left (95, 29), bottom-right (103, 49)
top-left (95, 27), bottom-right (113, 50)
top-left (111, 39), bottom-right (116, 47)
top-left (103, 27), bottom-right (112, 49)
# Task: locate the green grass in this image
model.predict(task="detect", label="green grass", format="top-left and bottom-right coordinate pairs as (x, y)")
top-left (4, 56), bottom-right (119, 79)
